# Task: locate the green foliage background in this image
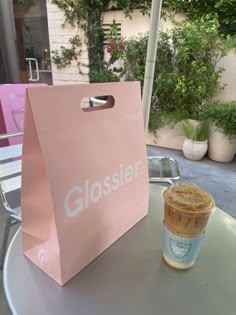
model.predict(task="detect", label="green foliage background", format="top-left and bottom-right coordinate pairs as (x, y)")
top-left (51, 0), bottom-right (235, 75)
top-left (51, 0), bottom-right (236, 133)
top-left (200, 101), bottom-right (236, 139)
top-left (119, 17), bottom-right (228, 130)
top-left (163, 0), bottom-right (236, 37)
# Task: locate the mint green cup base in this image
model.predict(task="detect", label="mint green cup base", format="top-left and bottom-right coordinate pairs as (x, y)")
top-left (163, 223), bottom-right (205, 270)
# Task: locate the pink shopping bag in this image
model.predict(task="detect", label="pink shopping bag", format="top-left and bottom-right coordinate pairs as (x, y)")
top-left (21, 82), bottom-right (149, 286)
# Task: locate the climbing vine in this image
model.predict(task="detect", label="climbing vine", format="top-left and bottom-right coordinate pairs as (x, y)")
top-left (51, 35), bottom-right (81, 68)
top-left (51, 0), bottom-right (152, 79)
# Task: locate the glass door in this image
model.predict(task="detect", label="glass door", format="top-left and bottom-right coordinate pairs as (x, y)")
top-left (13, 0), bottom-right (52, 85)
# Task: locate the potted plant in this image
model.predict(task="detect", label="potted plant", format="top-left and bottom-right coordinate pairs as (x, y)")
top-left (177, 120), bottom-right (209, 161)
top-left (201, 101), bottom-right (236, 162)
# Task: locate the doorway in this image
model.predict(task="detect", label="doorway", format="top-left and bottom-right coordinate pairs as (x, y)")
top-left (13, 0), bottom-right (52, 85)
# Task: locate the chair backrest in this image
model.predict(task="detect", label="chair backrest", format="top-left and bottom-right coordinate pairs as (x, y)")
top-left (0, 133), bottom-right (22, 215)
top-left (148, 156), bottom-right (180, 184)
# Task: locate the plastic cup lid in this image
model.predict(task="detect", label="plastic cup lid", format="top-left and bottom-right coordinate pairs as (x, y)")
top-left (163, 182), bottom-right (215, 213)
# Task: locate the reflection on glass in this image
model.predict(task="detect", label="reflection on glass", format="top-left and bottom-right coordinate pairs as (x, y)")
top-left (12, 106), bottom-right (24, 131)
top-left (13, 0), bottom-right (52, 84)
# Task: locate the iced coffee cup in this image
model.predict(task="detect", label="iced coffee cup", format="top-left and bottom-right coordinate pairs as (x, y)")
top-left (162, 182), bottom-right (215, 269)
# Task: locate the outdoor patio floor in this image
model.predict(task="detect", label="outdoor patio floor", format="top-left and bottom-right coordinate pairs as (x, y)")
top-left (0, 145), bottom-right (235, 315)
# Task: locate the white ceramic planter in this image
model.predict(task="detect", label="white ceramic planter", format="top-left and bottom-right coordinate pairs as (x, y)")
top-left (183, 138), bottom-right (208, 161)
top-left (208, 123), bottom-right (236, 162)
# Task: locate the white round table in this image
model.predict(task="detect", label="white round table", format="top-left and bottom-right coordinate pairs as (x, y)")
top-left (4, 184), bottom-right (236, 315)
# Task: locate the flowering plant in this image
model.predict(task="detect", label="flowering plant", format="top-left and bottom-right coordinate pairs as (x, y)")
top-left (107, 36), bottom-right (126, 64)
top-left (106, 20), bottom-right (126, 65)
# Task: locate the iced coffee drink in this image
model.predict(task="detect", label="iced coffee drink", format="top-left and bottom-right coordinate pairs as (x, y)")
top-left (162, 182), bottom-right (215, 269)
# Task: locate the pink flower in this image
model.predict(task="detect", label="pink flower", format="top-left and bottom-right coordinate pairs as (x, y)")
top-left (119, 41), bottom-right (125, 50)
top-left (107, 46), bottom-right (112, 53)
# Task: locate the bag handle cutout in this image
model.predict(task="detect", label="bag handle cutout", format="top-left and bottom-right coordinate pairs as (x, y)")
top-left (81, 95), bottom-right (115, 112)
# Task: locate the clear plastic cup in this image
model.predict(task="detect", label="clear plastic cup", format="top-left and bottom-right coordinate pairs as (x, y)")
top-left (162, 182), bottom-right (215, 269)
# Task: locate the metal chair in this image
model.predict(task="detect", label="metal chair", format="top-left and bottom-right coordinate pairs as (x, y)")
top-left (0, 131), bottom-right (23, 268)
top-left (148, 155), bottom-right (180, 185)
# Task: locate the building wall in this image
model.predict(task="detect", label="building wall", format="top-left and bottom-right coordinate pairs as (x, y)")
top-left (103, 9), bottom-right (150, 38)
top-left (216, 51), bottom-right (236, 101)
top-left (46, 0), bottom-right (89, 85)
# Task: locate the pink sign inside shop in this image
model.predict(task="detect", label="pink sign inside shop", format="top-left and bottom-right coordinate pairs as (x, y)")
top-left (0, 84), bottom-right (47, 146)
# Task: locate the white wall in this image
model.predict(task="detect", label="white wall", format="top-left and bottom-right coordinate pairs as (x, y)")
top-left (103, 10), bottom-right (184, 36)
top-left (103, 10), bottom-right (150, 37)
top-left (216, 51), bottom-right (236, 101)
top-left (46, 1), bottom-right (89, 85)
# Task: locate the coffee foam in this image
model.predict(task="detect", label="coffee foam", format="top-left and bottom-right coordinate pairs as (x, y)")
top-left (164, 182), bottom-right (215, 213)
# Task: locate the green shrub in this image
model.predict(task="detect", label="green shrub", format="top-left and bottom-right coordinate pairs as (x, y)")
top-left (90, 61), bottom-right (120, 83)
top-left (119, 16), bottom-right (228, 130)
top-left (216, 0), bottom-right (236, 37)
top-left (121, 34), bottom-right (148, 85)
top-left (163, 0), bottom-right (236, 37)
top-left (201, 101), bottom-right (236, 139)
top-left (177, 120), bottom-right (209, 141)
top-left (148, 110), bottom-right (189, 131)
top-left (155, 17), bottom-right (226, 115)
